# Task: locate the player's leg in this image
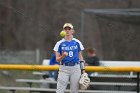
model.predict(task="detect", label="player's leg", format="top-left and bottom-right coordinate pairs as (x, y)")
top-left (56, 66), bottom-right (69, 93)
top-left (70, 65), bottom-right (81, 93)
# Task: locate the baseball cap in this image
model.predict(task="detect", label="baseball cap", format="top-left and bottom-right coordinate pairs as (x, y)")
top-left (63, 23), bottom-right (73, 29)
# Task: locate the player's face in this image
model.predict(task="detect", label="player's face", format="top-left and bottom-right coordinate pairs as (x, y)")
top-left (64, 27), bottom-right (73, 36)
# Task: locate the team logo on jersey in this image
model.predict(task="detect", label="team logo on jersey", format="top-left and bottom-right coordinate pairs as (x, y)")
top-left (62, 44), bottom-right (66, 47)
top-left (61, 45), bottom-right (78, 51)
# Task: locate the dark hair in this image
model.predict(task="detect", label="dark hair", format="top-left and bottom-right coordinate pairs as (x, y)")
top-left (86, 48), bottom-right (96, 54)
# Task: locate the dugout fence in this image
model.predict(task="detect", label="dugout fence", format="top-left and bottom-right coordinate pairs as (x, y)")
top-left (80, 9), bottom-right (140, 60)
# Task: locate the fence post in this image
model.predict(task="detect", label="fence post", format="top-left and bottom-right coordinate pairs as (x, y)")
top-left (137, 72), bottom-right (140, 93)
top-left (36, 49), bottom-right (40, 64)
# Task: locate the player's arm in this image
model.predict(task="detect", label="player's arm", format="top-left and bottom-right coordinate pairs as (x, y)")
top-left (79, 51), bottom-right (86, 73)
top-left (79, 51), bottom-right (84, 61)
top-left (55, 51), bottom-right (68, 62)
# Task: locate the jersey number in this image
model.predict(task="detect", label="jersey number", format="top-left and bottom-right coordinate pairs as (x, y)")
top-left (69, 51), bottom-right (73, 57)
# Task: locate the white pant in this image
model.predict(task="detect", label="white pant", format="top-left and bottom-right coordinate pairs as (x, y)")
top-left (56, 64), bottom-right (81, 93)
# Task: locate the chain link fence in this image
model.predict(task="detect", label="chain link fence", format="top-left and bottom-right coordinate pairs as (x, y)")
top-left (0, 49), bottom-right (43, 64)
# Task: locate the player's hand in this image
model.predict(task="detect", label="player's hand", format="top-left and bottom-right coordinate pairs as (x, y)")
top-left (82, 69), bottom-right (86, 74)
top-left (62, 51), bottom-right (68, 57)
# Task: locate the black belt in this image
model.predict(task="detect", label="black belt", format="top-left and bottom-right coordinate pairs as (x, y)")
top-left (61, 62), bottom-right (79, 66)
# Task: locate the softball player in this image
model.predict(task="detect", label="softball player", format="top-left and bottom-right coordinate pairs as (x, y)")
top-left (54, 23), bottom-right (85, 93)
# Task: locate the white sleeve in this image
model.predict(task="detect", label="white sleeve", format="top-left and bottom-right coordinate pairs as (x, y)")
top-left (73, 38), bottom-right (84, 51)
top-left (79, 41), bottom-right (84, 51)
top-left (53, 39), bottom-right (64, 52)
top-left (53, 42), bottom-right (60, 52)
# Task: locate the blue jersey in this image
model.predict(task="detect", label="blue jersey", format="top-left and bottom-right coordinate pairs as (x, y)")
top-left (49, 53), bottom-right (60, 65)
top-left (53, 38), bottom-right (84, 64)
